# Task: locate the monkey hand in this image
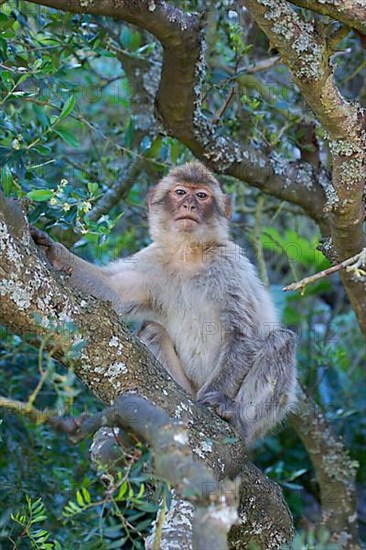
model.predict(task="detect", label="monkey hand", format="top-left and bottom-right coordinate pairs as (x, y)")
top-left (197, 388), bottom-right (236, 421)
top-left (30, 226), bottom-right (73, 274)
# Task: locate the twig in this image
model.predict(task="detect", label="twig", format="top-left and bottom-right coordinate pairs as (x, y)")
top-left (214, 86), bottom-right (236, 121)
top-left (246, 55), bottom-right (281, 74)
top-left (153, 490), bottom-right (167, 550)
top-left (283, 248), bottom-right (366, 293)
top-left (87, 158), bottom-right (142, 221)
top-left (0, 395), bottom-right (56, 423)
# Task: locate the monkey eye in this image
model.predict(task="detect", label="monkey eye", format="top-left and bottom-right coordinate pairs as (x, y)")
top-left (175, 189), bottom-right (186, 196)
top-left (196, 192), bottom-right (208, 199)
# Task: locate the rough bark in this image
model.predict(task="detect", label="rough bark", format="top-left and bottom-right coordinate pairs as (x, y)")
top-left (23, 0), bottom-right (327, 226)
top-left (23, 0), bottom-right (366, 337)
top-left (0, 194), bottom-right (295, 548)
top-left (240, 0), bottom-right (366, 334)
top-left (290, 387), bottom-right (361, 550)
top-left (50, 394), bottom-right (239, 550)
top-left (145, 494), bottom-right (195, 550)
top-left (287, 0), bottom-right (366, 35)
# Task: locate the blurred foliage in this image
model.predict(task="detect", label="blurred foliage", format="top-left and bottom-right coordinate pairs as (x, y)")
top-left (0, 1), bottom-right (365, 548)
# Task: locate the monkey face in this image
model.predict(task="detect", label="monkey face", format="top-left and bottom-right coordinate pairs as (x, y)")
top-left (169, 184), bottom-right (215, 233)
top-left (148, 162), bottom-right (231, 244)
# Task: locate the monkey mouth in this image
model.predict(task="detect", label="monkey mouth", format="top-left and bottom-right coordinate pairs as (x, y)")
top-left (175, 216), bottom-right (199, 223)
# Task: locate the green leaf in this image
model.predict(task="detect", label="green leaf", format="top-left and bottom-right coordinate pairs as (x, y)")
top-left (124, 119), bottom-right (134, 147)
top-left (134, 501), bottom-right (159, 513)
top-left (81, 487), bottom-right (91, 504)
top-left (30, 514), bottom-right (47, 523)
top-left (26, 189), bottom-right (54, 202)
top-left (1, 165), bottom-right (13, 195)
top-left (170, 141), bottom-right (180, 163)
top-left (130, 31), bottom-right (141, 52)
top-left (55, 128), bottom-right (79, 148)
top-left (76, 490), bottom-right (85, 507)
top-left (33, 58), bottom-right (43, 70)
top-left (117, 481), bottom-right (128, 501)
top-left (146, 135), bottom-right (162, 157)
top-left (33, 144), bottom-right (53, 156)
top-left (87, 182), bottom-right (99, 195)
top-left (136, 483), bottom-right (145, 499)
top-left (120, 27), bottom-right (132, 49)
top-left (59, 95), bottom-right (75, 119)
top-left (32, 104), bottom-right (50, 129)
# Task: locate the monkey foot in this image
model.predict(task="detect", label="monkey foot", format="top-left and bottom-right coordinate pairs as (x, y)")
top-left (197, 390), bottom-right (236, 420)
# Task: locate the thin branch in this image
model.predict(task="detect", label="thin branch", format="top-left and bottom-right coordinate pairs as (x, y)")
top-left (87, 158), bottom-right (142, 221)
top-left (246, 55), bottom-right (281, 73)
top-left (0, 395), bottom-right (56, 423)
top-left (214, 86), bottom-right (236, 121)
top-left (283, 248), bottom-right (366, 292)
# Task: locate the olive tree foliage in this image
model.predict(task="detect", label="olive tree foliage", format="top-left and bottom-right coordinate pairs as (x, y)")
top-left (0, 1), bottom-right (365, 549)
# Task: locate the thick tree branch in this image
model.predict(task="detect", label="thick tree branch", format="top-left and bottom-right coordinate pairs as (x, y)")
top-left (290, 387), bottom-right (361, 549)
top-left (0, 194), bottom-right (294, 548)
top-left (51, 394), bottom-right (239, 550)
top-left (1, 393), bottom-right (238, 549)
top-left (241, 0), bottom-right (366, 335)
top-left (23, 0), bottom-right (327, 227)
top-left (287, 0), bottom-right (366, 35)
top-left (23, 0), bottom-right (366, 335)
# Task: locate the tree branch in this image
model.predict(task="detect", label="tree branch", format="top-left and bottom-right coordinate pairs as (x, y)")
top-left (87, 158), bottom-right (142, 222)
top-left (290, 387), bottom-right (361, 549)
top-left (241, 0), bottom-right (366, 335)
top-left (0, 193), bottom-right (294, 548)
top-left (51, 394), bottom-right (239, 550)
top-left (23, 0), bottom-right (327, 226)
top-left (1, 393), bottom-right (238, 549)
top-left (287, 0), bottom-right (366, 35)
top-left (283, 248), bottom-right (366, 292)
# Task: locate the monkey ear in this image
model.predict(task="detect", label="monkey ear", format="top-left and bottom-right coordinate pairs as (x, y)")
top-left (147, 186), bottom-right (157, 211)
top-left (224, 195), bottom-right (232, 219)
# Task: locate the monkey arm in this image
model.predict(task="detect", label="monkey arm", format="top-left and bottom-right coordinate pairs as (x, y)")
top-left (30, 227), bottom-right (152, 318)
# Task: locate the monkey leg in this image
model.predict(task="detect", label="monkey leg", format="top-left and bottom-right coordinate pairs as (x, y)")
top-left (138, 322), bottom-right (195, 395)
top-left (233, 328), bottom-right (297, 445)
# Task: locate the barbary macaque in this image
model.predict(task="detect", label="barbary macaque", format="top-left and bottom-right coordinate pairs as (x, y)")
top-left (31, 161), bottom-right (297, 444)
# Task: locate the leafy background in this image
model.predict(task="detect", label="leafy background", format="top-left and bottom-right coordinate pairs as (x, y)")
top-left (0, 1), bottom-right (365, 548)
